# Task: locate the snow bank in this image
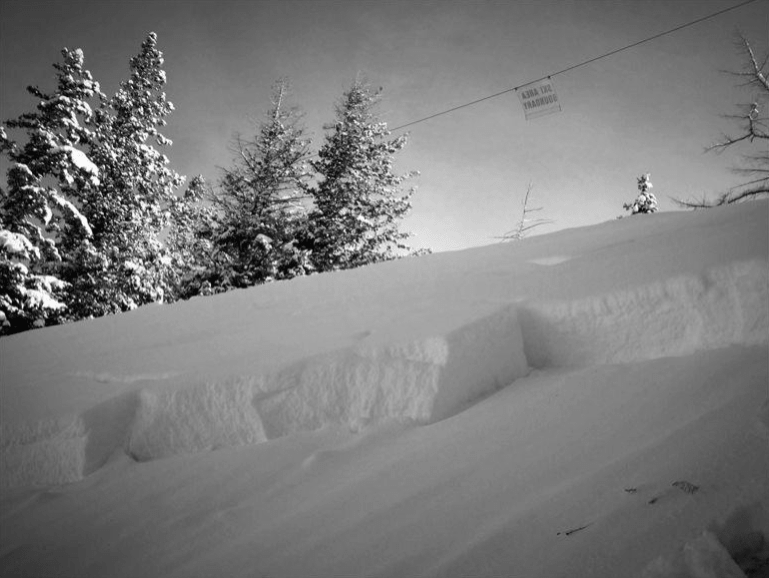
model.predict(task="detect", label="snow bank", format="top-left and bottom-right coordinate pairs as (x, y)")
top-left (256, 304), bottom-right (527, 440)
top-left (128, 380), bottom-right (268, 462)
top-left (521, 259), bottom-right (769, 368)
top-left (129, 305), bottom-right (527, 461)
top-left (2, 254), bottom-right (766, 484)
top-left (0, 416), bottom-right (86, 488)
top-left (0, 393), bottom-right (141, 489)
top-left (124, 257), bottom-right (767, 465)
top-left (0, 202), bottom-right (767, 578)
top-left (1, 306), bottom-right (527, 478)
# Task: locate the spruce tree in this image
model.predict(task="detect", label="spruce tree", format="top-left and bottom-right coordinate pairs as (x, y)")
top-left (212, 79), bottom-right (312, 289)
top-left (164, 175), bottom-right (222, 300)
top-left (308, 78), bottom-right (417, 272)
top-left (1, 33), bottom-right (187, 330)
top-left (623, 173), bottom-right (658, 215)
top-left (68, 31), bottom-right (185, 317)
top-left (0, 48), bottom-right (101, 332)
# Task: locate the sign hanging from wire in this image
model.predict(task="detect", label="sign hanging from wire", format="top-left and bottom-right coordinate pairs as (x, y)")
top-left (516, 77), bottom-right (561, 120)
top-left (389, 0), bottom-right (759, 132)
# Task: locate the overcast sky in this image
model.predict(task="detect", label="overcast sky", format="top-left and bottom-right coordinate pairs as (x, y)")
top-left (1, 0), bottom-right (766, 252)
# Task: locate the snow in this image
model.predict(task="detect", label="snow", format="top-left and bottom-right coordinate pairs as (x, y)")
top-left (10, 162), bottom-right (35, 180)
top-left (1, 200), bottom-right (767, 577)
top-left (641, 531), bottom-right (752, 578)
top-left (50, 191), bottom-right (93, 237)
top-left (51, 144), bottom-right (100, 185)
top-left (22, 288), bottom-right (66, 311)
top-left (0, 230), bottom-right (37, 258)
top-left (520, 259), bottom-right (768, 367)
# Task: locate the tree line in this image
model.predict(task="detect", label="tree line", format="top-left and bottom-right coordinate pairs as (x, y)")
top-left (0, 33), bottom-right (425, 334)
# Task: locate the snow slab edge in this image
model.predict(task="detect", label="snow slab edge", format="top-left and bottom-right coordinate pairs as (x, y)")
top-left (0, 305), bottom-right (529, 487)
top-left (2, 258), bottom-right (767, 489)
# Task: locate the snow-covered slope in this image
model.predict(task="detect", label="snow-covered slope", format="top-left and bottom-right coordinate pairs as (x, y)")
top-left (1, 201), bottom-right (768, 577)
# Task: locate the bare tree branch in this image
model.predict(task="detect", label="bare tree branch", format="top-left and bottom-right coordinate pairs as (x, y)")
top-left (737, 32), bottom-right (769, 92)
top-left (496, 182), bottom-right (554, 241)
top-left (680, 33), bottom-right (769, 208)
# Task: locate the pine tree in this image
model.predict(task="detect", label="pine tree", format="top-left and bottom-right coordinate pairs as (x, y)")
top-left (0, 48), bottom-right (101, 332)
top-left (2, 33), bottom-right (188, 330)
top-left (0, 225), bottom-right (68, 334)
top-left (67, 31), bottom-right (185, 317)
top-left (308, 78), bottom-right (417, 272)
top-left (164, 175), bottom-right (222, 300)
top-left (212, 79), bottom-right (312, 290)
top-left (623, 173), bottom-right (658, 215)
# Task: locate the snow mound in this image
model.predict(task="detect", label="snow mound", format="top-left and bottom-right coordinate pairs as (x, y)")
top-left (129, 305), bottom-right (527, 461)
top-left (1, 307), bottom-right (527, 478)
top-left (0, 393), bottom-right (140, 489)
top-left (1, 437), bottom-right (86, 489)
top-left (257, 305), bottom-right (527, 440)
top-left (0, 417), bottom-right (86, 488)
top-left (128, 380), bottom-right (268, 462)
top-left (2, 256), bottom-right (766, 484)
top-left (521, 259), bottom-right (768, 367)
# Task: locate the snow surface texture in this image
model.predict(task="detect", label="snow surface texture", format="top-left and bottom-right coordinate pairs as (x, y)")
top-left (1, 305), bottom-right (529, 481)
top-left (2, 258), bottom-right (765, 487)
top-left (1, 201), bottom-right (768, 578)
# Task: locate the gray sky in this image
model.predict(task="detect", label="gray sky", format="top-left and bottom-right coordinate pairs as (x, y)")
top-left (1, 0), bottom-right (767, 252)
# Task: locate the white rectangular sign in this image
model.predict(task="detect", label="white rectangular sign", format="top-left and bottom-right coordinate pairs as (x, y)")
top-left (517, 78), bottom-right (561, 120)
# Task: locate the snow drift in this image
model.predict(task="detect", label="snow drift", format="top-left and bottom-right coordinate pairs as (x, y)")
top-left (3, 258), bottom-right (765, 485)
top-left (1, 200), bottom-right (767, 578)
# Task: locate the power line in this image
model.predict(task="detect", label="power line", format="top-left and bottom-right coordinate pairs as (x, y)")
top-left (390, 0), bottom-right (763, 132)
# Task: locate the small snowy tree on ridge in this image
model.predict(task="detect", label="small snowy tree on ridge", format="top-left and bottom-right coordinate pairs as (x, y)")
top-left (623, 173), bottom-right (658, 215)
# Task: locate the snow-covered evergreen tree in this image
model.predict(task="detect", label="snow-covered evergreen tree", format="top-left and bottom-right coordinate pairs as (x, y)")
top-left (308, 78), bottom-right (418, 272)
top-left (211, 79), bottom-right (312, 290)
top-left (66, 31), bottom-right (185, 318)
top-left (0, 226), bottom-right (68, 334)
top-left (2, 33), bottom-right (188, 330)
top-left (0, 48), bottom-right (101, 332)
top-left (164, 175), bottom-right (222, 300)
top-left (624, 173), bottom-right (658, 215)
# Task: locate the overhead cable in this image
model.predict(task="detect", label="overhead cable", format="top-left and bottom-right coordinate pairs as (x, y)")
top-left (390, 0), bottom-right (762, 132)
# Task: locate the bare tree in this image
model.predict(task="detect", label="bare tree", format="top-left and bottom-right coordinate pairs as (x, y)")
top-left (497, 182), bottom-right (553, 241)
top-left (674, 33), bottom-right (768, 208)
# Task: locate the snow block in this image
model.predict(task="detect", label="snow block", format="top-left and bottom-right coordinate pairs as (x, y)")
top-left (128, 379), bottom-right (268, 462)
top-left (257, 305), bottom-right (528, 438)
top-left (256, 350), bottom-right (441, 438)
top-left (0, 417), bottom-right (87, 489)
top-left (0, 437), bottom-right (87, 489)
top-left (3, 307), bottom-right (527, 473)
top-left (520, 260), bottom-right (769, 368)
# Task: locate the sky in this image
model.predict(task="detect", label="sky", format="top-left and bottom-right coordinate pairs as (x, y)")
top-left (1, 0), bottom-right (767, 252)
